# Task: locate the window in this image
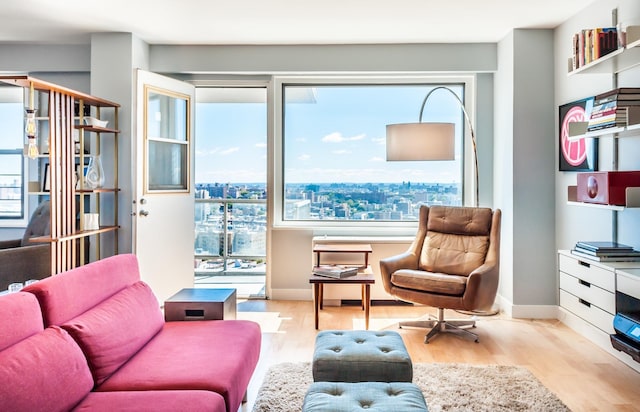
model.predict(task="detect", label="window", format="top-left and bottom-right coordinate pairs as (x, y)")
top-left (193, 87), bottom-right (267, 290)
top-left (280, 80), bottom-right (467, 223)
top-left (0, 87), bottom-right (26, 222)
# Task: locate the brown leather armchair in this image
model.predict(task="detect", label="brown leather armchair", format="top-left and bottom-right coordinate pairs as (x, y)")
top-left (0, 201), bottom-right (51, 291)
top-left (379, 205), bottom-right (501, 343)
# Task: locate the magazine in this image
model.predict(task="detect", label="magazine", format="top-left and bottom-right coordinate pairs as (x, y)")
top-left (312, 265), bottom-right (359, 279)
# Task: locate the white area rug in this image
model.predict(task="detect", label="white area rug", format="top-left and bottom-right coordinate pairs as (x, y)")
top-left (252, 362), bottom-right (570, 411)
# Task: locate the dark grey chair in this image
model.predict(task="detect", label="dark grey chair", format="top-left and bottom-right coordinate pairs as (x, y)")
top-left (0, 201), bottom-right (51, 291)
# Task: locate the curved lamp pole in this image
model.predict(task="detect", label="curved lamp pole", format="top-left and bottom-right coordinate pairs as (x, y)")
top-left (418, 86), bottom-right (479, 208)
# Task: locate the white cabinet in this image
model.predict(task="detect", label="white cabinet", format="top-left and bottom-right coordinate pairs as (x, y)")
top-left (558, 251), bottom-right (640, 372)
top-left (558, 252), bottom-right (616, 334)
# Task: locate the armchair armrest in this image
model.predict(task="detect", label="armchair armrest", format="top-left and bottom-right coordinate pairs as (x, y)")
top-left (0, 239), bottom-right (22, 250)
top-left (379, 252), bottom-right (419, 294)
top-left (463, 261), bottom-right (499, 311)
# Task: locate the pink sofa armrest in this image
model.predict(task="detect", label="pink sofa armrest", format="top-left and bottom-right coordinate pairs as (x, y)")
top-left (0, 292), bottom-right (44, 351)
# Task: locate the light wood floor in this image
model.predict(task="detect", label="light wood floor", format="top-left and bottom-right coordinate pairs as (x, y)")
top-left (235, 300), bottom-right (640, 412)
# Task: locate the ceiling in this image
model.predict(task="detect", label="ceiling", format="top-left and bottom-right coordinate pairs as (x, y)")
top-left (2, 0), bottom-right (598, 45)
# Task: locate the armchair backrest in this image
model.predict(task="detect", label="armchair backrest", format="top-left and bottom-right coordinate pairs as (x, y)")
top-left (21, 201), bottom-right (50, 246)
top-left (417, 206), bottom-right (496, 276)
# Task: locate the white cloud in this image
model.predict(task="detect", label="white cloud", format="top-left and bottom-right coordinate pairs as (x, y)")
top-left (332, 149), bottom-right (352, 155)
top-left (255, 142), bottom-right (267, 148)
top-left (298, 154), bottom-right (311, 161)
top-left (369, 156), bottom-right (385, 162)
top-left (372, 137), bottom-right (386, 145)
top-left (220, 147), bottom-right (239, 155)
top-left (322, 132), bottom-right (366, 143)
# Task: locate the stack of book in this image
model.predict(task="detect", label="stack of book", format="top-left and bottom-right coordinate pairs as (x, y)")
top-left (587, 88), bottom-right (640, 131)
top-left (571, 241), bottom-right (640, 262)
top-left (312, 265), bottom-right (359, 279)
top-left (572, 27), bottom-right (620, 70)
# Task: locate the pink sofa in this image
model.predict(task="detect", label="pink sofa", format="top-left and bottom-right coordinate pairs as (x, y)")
top-left (0, 254), bottom-right (261, 412)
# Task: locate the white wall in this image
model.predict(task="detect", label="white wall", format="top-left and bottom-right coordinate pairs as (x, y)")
top-left (494, 29), bottom-right (558, 318)
top-left (494, 32), bottom-right (515, 309)
top-left (90, 33), bottom-right (150, 256)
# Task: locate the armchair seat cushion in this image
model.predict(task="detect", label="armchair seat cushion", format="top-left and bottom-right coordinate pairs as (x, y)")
top-left (391, 269), bottom-right (466, 296)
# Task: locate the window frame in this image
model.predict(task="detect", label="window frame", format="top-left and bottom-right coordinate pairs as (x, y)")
top-left (273, 74), bottom-right (477, 235)
top-left (0, 149), bottom-right (27, 223)
top-left (0, 87), bottom-right (29, 226)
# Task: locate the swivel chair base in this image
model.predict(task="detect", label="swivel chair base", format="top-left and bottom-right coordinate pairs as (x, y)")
top-left (399, 308), bottom-right (479, 343)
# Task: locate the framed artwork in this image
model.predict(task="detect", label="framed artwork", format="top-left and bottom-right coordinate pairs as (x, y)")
top-left (42, 163), bottom-right (50, 192)
top-left (559, 97), bottom-right (598, 172)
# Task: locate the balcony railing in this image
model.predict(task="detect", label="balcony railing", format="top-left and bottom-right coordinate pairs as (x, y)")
top-left (194, 198), bottom-right (266, 277)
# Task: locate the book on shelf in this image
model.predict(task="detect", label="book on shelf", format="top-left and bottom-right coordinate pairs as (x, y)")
top-left (571, 249), bottom-right (640, 262)
top-left (572, 27), bottom-right (619, 69)
top-left (587, 106), bottom-right (640, 131)
top-left (595, 88), bottom-right (640, 101)
top-left (312, 265), bottom-right (359, 279)
top-left (573, 247), bottom-right (640, 257)
top-left (575, 241), bottom-right (634, 253)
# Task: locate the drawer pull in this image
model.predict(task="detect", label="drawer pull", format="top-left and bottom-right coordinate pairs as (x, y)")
top-left (578, 279), bottom-right (591, 287)
top-left (578, 260), bottom-right (591, 268)
top-left (578, 298), bottom-right (591, 308)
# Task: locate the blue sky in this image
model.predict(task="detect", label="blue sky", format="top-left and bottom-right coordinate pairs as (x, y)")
top-left (0, 102), bottom-right (23, 176)
top-left (195, 85), bottom-right (464, 184)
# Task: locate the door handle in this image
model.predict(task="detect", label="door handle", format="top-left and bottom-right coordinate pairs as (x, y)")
top-left (139, 210), bottom-right (149, 217)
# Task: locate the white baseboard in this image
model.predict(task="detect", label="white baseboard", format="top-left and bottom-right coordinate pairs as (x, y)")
top-left (495, 294), bottom-right (559, 319)
top-left (269, 288), bottom-right (312, 301)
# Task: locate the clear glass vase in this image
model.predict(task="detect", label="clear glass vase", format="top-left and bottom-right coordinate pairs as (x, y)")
top-left (85, 155), bottom-right (105, 189)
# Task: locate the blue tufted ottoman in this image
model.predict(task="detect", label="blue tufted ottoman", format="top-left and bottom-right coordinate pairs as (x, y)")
top-left (302, 381), bottom-right (428, 412)
top-left (312, 330), bottom-right (412, 382)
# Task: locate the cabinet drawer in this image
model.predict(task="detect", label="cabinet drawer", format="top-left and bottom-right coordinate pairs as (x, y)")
top-left (559, 272), bottom-right (615, 314)
top-left (558, 254), bottom-right (615, 291)
top-left (617, 273), bottom-right (640, 301)
top-left (560, 289), bottom-right (614, 334)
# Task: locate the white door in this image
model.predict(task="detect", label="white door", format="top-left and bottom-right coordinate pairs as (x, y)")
top-left (134, 70), bottom-right (195, 303)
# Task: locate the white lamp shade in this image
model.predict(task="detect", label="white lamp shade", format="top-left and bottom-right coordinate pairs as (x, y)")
top-left (386, 122), bottom-right (455, 161)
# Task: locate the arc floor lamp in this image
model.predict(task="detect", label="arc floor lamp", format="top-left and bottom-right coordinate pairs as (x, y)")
top-left (386, 86), bottom-right (479, 207)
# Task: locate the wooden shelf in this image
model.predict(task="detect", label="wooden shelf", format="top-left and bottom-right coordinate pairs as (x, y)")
top-left (29, 226), bottom-right (119, 243)
top-left (74, 125), bottom-right (120, 134)
top-left (567, 185), bottom-right (640, 210)
top-left (76, 188), bottom-right (120, 194)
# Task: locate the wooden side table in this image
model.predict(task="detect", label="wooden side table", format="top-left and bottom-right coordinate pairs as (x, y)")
top-left (309, 266), bottom-right (374, 330)
top-left (313, 243), bottom-right (373, 268)
top-left (164, 288), bottom-right (237, 321)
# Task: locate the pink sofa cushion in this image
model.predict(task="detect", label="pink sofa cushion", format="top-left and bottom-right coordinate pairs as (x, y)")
top-left (23, 254), bottom-right (140, 327)
top-left (0, 292), bottom-right (43, 351)
top-left (62, 281), bottom-right (164, 386)
top-left (97, 320), bottom-right (261, 412)
top-left (72, 390), bottom-right (226, 412)
top-left (0, 326), bottom-right (93, 412)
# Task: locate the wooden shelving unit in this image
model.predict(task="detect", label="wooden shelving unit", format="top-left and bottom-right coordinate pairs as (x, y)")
top-left (0, 75), bottom-right (120, 275)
